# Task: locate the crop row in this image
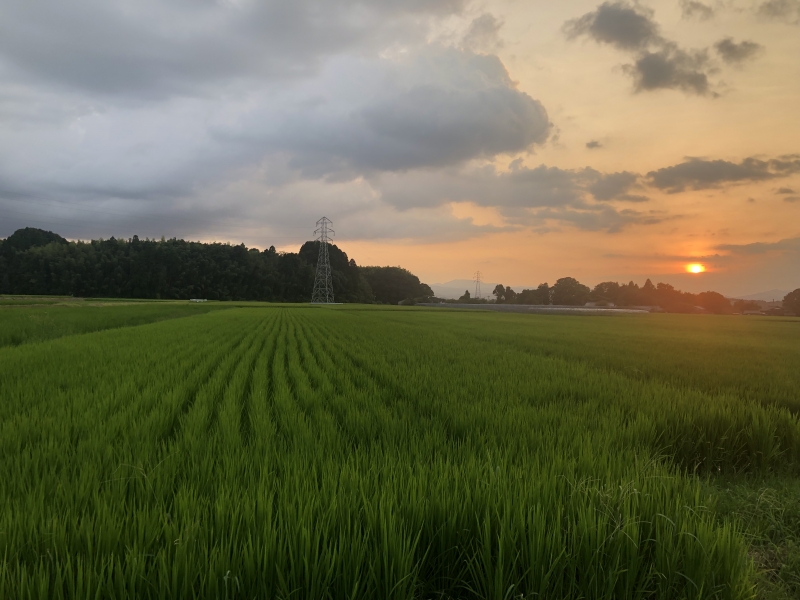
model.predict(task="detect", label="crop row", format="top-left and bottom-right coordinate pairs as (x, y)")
top-left (2, 307), bottom-right (799, 598)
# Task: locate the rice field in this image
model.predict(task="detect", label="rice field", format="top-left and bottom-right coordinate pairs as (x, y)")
top-left (1, 304), bottom-right (799, 599)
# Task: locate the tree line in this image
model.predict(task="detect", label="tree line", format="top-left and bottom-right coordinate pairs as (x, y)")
top-left (478, 277), bottom-right (798, 315)
top-left (0, 228), bottom-right (433, 304)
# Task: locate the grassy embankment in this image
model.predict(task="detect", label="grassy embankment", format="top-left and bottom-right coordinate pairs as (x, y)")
top-left (1, 303), bottom-right (798, 599)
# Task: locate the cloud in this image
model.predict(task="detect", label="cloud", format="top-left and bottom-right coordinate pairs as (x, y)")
top-left (0, 0), bottom-right (469, 98)
top-left (586, 140), bottom-right (603, 149)
top-left (462, 13), bottom-right (504, 53)
top-left (0, 0), bottom-right (561, 244)
top-left (370, 161), bottom-right (660, 233)
top-left (647, 156), bottom-right (800, 192)
top-left (757, 0), bottom-right (800, 24)
top-left (786, 196), bottom-right (800, 202)
top-left (564, 2), bottom-right (715, 96)
top-left (714, 38), bottom-right (764, 65)
top-left (0, 45), bottom-right (552, 217)
top-left (564, 2), bottom-right (661, 51)
top-left (716, 236), bottom-right (800, 255)
top-left (588, 171), bottom-right (648, 201)
top-left (625, 46), bottom-right (711, 95)
top-left (219, 48), bottom-right (551, 176)
top-left (521, 206), bottom-right (665, 233)
top-left (377, 162), bottom-right (651, 211)
top-left (680, 0), bottom-right (715, 21)
top-left (776, 187), bottom-right (796, 194)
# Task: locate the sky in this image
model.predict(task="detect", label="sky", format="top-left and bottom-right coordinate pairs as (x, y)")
top-left (1, 0), bottom-right (798, 297)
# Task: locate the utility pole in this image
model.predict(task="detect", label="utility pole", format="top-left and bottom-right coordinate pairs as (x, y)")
top-left (474, 271), bottom-right (482, 300)
top-left (311, 217), bottom-right (335, 304)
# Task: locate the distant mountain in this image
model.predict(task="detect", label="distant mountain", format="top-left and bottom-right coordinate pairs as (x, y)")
top-left (431, 279), bottom-right (525, 300)
top-left (733, 289), bottom-right (791, 302)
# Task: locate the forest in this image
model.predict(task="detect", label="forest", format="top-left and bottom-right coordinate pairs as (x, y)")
top-left (487, 277), bottom-right (778, 314)
top-left (0, 228), bottom-right (432, 304)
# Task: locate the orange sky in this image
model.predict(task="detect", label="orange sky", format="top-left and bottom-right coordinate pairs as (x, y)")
top-left (321, 0), bottom-right (800, 295)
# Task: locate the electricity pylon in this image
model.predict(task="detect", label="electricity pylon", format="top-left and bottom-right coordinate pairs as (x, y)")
top-left (474, 271), bottom-right (482, 300)
top-left (311, 217), bottom-right (335, 304)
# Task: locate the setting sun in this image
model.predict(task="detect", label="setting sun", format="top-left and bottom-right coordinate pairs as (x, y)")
top-left (687, 263), bottom-right (706, 274)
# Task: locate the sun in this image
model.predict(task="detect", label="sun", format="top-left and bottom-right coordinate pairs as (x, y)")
top-left (686, 263), bottom-right (706, 274)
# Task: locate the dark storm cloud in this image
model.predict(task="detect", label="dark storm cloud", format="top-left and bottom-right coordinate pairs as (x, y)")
top-left (714, 38), bottom-right (764, 65)
top-left (680, 0), bottom-right (715, 21)
top-left (757, 0), bottom-right (800, 23)
top-left (647, 156), bottom-right (800, 192)
top-left (586, 140), bottom-right (603, 149)
top-left (0, 0), bottom-right (468, 98)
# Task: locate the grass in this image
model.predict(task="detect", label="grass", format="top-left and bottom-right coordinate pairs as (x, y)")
top-left (710, 477), bottom-right (800, 599)
top-left (0, 301), bottom-right (234, 348)
top-left (1, 304), bottom-right (798, 598)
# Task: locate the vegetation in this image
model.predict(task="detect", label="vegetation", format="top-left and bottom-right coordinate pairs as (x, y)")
top-left (0, 229), bottom-right (430, 305)
top-left (0, 300), bottom-right (231, 348)
top-left (490, 277), bottom-right (781, 314)
top-left (359, 266), bottom-right (433, 306)
top-left (783, 289), bottom-right (800, 316)
top-left (2, 304), bottom-right (799, 598)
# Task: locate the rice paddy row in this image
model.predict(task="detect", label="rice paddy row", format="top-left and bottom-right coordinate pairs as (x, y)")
top-left (1, 306), bottom-right (799, 598)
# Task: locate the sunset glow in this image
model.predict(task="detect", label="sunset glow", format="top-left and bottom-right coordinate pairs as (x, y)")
top-left (687, 264), bottom-right (706, 274)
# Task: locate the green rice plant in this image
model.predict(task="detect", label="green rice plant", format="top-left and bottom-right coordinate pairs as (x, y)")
top-left (3, 306), bottom-right (797, 598)
top-left (0, 302), bottom-right (232, 348)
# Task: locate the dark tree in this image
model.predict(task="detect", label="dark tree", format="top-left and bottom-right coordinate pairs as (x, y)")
top-left (492, 284), bottom-right (506, 303)
top-left (459, 290), bottom-right (471, 301)
top-left (534, 283), bottom-right (551, 305)
top-left (551, 277), bottom-right (591, 305)
top-left (783, 289), bottom-right (800, 316)
top-left (359, 266), bottom-right (433, 305)
top-left (696, 291), bottom-right (732, 314)
top-left (591, 281), bottom-right (621, 305)
top-left (0, 227), bottom-right (436, 304)
top-left (2, 227), bottom-right (68, 252)
top-left (299, 241), bottom-right (373, 303)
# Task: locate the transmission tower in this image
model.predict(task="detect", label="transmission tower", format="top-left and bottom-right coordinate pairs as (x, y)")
top-left (474, 271), bottom-right (482, 300)
top-left (311, 217), bottom-right (336, 303)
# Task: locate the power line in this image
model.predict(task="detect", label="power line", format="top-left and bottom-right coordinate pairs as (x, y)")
top-left (310, 217), bottom-right (335, 304)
